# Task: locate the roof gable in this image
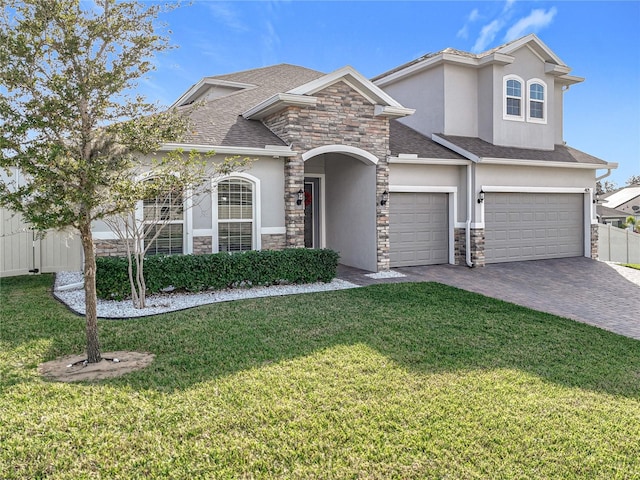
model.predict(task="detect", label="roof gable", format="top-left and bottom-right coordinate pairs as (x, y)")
top-left (374, 34), bottom-right (582, 87)
top-left (244, 66), bottom-right (414, 120)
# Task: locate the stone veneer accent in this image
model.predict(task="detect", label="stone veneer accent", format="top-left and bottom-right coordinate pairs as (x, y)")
top-left (264, 80), bottom-right (391, 271)
top-left (193, 236), bottom-right (213, 255)
top-left (261, 233), bottom-right (286, 251)
top-left (94, 239), bottom-right (128, 257)
top-left (453, 227), bottom-right (485, 267)
top-left (590, 223), bottom-right (599, 259)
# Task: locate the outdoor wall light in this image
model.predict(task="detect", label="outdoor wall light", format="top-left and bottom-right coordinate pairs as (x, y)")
top-left (296, 189), bottom-right (304, 206)
top-left (380, 190), bottom-right (389, 206)
top-left (477, 190), bottom-right (485, 204)
top-left (593, 192), bottom-right (600, 204)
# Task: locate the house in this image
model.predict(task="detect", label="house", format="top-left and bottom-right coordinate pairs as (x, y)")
top-left (89, 34), bottom-right (617, 272)
top-left (596, 204), bottom-right (630, 227)
top-left (601, 184), bottom-right (640, 224)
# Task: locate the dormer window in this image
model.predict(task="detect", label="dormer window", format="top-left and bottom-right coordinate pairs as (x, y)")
top-left (527, 79), bottom-right (547, 124)
top-left (504, 75), bottom-right (524, 121)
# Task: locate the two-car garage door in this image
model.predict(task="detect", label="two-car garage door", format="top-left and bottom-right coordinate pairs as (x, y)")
top-left (389, 191), bottom-right (584, 267)
top-left (484, 192), bottom-right (584, 263)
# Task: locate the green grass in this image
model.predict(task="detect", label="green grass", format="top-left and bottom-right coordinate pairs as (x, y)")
top-left (1, 274), bottom-right (639, 479)
top-left (623, 263), bottom-right (640, 271)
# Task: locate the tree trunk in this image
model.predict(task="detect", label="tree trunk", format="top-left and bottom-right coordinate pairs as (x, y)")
top-left (79, 222), bottom-right (102, 363)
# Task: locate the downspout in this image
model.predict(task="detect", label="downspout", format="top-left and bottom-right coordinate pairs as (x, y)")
top-left (465, 162), bottom-right (474, 267)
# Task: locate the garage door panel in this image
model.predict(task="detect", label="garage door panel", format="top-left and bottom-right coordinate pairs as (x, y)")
top-left (485, 193), bottom-right (583, 263)
top-left (390, 192), bottom-right (449, 267)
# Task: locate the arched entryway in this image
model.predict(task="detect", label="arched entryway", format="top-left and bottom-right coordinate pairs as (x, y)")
top-left (302, 145), bottom-right (379, 272)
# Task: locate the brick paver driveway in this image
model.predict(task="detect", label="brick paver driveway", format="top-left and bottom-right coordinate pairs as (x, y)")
top-left (340, 258), bottom-right (640, 340)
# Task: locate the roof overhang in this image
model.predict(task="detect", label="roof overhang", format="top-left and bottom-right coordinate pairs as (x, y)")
top-left (159, 143), bottom-right (298, 158)
top-left (432, 134), bottom-right (616, 169)
top-left (242, 93), bottom-right (318, 120)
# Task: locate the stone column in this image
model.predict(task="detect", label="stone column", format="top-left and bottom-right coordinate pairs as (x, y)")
top-left (284, 156), bottom-right (305, 248)
top-left (376, 159), bottom-right (390, 271)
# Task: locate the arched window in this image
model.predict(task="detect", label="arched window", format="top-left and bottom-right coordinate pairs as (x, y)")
top-left (527, 79), bottom-right (547, 123)
top-left (143, 183), bottom-right (184, 255)
top-left (217, 178), bottom-right (254, 252)
top-left (504, 75), bottom-right (524, 120)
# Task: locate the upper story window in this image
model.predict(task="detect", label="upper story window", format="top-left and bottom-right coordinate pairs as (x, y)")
top-left (527, 79), bottom-right (547, 124)
top-left (217, 178), bottom-right (254, 252)
top-left (504, 75), bottom-right (524, 121)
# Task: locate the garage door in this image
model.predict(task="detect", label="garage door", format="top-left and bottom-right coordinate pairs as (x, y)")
top-left (484, 193), bottom-right (583, 263)
top-left (390, 192), bottom-right (448, 267)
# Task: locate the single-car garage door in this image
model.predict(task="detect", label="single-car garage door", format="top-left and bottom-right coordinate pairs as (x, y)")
top-left (390, 192), bottom-right (448, 267)
top-left (484, 192), bottom-right (583, 263)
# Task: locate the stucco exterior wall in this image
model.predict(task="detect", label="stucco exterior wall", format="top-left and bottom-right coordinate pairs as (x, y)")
top-left (443, 64), bottom-right (478, 137)
top-left (477, 66), bottom-right (495, 144)
top-left (379, 67), bottom-right (445, 138)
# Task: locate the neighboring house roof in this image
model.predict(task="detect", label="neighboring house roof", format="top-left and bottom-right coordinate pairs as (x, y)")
top-left (389, 121), bottom-right (465, 160)
top-left (596, 204), bottom-right (629, 219)
top-left (602, 184), bottom-right (640, 209)
top-left (433, 134), bottom-right (608, 166)
top-left (175, 64), bottom-right (325, 148)
top-left (373, 34), bottom-right (583, 87)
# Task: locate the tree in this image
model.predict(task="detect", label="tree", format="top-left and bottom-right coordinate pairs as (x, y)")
top-left (0, 0), bottom-right (188, 363)
top-left (626, 175), bottom-right (640, 186)
top-left (103, 152), bottom-right (249, 309)
top-left (596, 179), bottom-right (617, 195)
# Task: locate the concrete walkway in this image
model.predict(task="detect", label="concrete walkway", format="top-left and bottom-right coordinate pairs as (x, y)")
top-left (338, 257), bottom-right (640, 341)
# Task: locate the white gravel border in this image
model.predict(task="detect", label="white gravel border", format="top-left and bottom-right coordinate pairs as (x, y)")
top-left (53, 272), bottom-right (360, 319)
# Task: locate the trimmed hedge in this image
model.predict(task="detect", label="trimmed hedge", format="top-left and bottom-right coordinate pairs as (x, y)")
top-left (96, 248), bottom-right (340, 300)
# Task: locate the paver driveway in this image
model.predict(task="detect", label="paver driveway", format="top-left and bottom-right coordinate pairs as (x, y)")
top-left (339, 257), bottom-right (640, 340)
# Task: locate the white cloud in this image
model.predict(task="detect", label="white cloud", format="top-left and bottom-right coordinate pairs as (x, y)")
top-left (260, 20), bottom-right (281, 66)
top-left (504, 7), bottom-right (558, 41)
top-left (457, 8), bottom-right (480, 39)
top-left (207, 3), bottom-right (248, 33)
top-left (472, 19), bottom-right (503, 53)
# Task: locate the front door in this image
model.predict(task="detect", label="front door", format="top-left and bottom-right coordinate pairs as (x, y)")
top-left (304, 177), bottom-right (320, 248)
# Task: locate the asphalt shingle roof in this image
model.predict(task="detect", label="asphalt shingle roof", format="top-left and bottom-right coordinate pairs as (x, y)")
top-left (389, 121), bottom-right (465, 159)
top-left (436, 134), bottom-right (608, 165)
top-left (179, 64), bottom-right (325, 148)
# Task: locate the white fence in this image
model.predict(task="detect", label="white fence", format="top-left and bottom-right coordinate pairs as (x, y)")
top-left (0, 208), bottom-right (82, 278)
top-left (598, 223), bottom-right (640, 264)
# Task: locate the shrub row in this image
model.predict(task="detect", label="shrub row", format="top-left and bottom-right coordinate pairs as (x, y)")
top-left (96, 248), bottom-right (340, 300)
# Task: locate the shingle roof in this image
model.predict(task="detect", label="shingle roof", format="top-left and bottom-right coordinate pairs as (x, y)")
top-left (436, 134), bottom-right (608, 165)
top-left (389, 121), bottom-right (465, 159)
top-left (179, 64), bottom-right (325, 148)
top-left (597, 204), bottom-right (629, 218)
top-left (602, 185), bottom-right (640, 209)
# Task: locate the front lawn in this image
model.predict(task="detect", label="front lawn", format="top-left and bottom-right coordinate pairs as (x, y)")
top-left (1, 275), bottom-right (639, 479)
top-left (624, 263), bottom-right (640, 271)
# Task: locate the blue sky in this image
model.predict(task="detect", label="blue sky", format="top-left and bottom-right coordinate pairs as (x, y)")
top-left (141, 1), bottom-right (639, 186)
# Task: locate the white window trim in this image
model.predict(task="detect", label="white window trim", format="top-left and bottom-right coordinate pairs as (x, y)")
top-left (212, 172), bottom-right (261, 253)
top-left (503, 74), bottom-right (525, 122)
top-left (526, 78), bottom-right (547, 124)
top-left (136, 177), bottom-right (191, 255)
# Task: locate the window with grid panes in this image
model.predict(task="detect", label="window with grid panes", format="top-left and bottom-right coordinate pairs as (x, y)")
top-left (143, 186), bottom-right (184, 255)
top-left (217, 178), bottom-right (254, 252)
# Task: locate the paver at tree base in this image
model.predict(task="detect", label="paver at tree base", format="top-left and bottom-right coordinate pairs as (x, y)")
top-left (338, 258), bottom-right (640, 341)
